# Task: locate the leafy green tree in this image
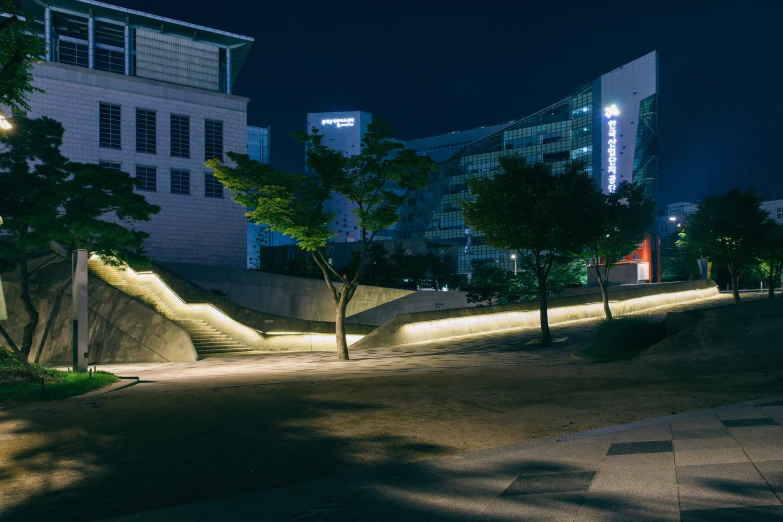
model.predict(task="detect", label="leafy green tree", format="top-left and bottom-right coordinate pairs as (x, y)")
top-left (502, 259), bottom-right (587, 304)
top-left (757, 222), bottom-right (783, 299)
top-left (461, 156), bottom-right (601, 343)
top-left (0, 1), bottom-right (45, 115)
top-left (465, 261), bottom-right (507, 306)
top-left (584, 182), bottom-right (655, 319)
top-left (684, 187), bottom-right (770, 304)
top-left (210, 120), bottom-right (436, 360)
top-left (0, 117), bottom-right (160, 362)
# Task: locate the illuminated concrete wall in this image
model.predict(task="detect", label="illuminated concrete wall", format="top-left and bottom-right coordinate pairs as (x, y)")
top-left (352, 279), bottom-right (719, 351)
top-left (1, 255), bottom-right (197, 364)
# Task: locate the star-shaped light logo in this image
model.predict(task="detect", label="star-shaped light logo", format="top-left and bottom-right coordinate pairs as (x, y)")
top-left (604, 105), bottom-right (620, 119)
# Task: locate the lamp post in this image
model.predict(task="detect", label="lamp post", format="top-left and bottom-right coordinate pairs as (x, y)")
top-left (510, 253), bottom-right (517, 275)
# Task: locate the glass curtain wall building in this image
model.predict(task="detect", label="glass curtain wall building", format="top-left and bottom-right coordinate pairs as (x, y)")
top-left (410, 52), bottom-right (659, 275)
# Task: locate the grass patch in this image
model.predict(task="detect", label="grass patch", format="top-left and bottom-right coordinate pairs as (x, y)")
top-left (584, 317), bottom-right (667, 361)
top-left (0, 347), bottom-right (119, 403)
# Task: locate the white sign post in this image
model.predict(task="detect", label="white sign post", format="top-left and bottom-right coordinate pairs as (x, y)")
top-left (72, 249), bottom-right (88, 372)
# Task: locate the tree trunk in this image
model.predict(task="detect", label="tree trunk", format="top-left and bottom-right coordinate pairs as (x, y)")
top-left (731, 271), bottom-right (741, 304)
top-left (18, 255), bottom-right (39, 358)
top-left (769, 277), bottom-right (776, 300)
top-left (600, 279), bottom-right (613, 320)
top-left (538, 278), bottom-right (552, 344)
top-left (0, 323), bottom-right (41, 382)
top-left (335, 293), bottom-right (350, 361)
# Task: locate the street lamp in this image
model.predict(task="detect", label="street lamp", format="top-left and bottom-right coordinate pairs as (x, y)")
top-left (0, 114), bottom-right (11, 130)
top-left (668, 216), bottom-right (676, 222)
top-left (510, 253), bottom-right (517, 275)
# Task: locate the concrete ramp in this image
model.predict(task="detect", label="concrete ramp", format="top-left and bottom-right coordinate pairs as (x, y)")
top-left (352, 280), bottom-right (720, 350)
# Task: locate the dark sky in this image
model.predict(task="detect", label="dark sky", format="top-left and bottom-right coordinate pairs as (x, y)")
top-left (117, 0), bottom-right (782, 206)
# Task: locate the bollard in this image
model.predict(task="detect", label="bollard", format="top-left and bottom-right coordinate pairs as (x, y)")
top-left (89, 368), bottom-right (93, 380)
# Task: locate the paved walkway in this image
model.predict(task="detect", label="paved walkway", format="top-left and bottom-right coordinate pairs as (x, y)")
top-left (108, 397), bottom-right (783, 521)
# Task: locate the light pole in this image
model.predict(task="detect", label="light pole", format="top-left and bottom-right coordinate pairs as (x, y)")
top-left (510, 253), bottom-right (517, 275)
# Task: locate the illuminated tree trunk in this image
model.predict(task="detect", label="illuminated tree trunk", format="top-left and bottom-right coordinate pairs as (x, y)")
top-left (335, 291), bottom-right (350, 361)
top-left (598, 272), bottom-right (613, 320)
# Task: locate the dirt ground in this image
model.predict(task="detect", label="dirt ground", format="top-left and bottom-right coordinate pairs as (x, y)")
top-left (0, 293), bottom-right (781, 521)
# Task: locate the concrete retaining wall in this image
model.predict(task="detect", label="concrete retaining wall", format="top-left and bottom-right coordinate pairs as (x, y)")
top-left (160, 262), bottom-right (414, 322)
top-left (1, 254), bottom-right (197, 364)
top-left (351, 280), bottom-right (719, 350)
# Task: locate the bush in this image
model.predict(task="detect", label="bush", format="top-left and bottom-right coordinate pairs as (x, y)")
top-left (584, 317), bottom-right (667, 361)
top-left (0, 347), bottom-right (119, 402)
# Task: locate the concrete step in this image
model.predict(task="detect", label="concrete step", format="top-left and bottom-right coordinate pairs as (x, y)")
top-left (198, 347), bottom-right (255, 356)
top-left (194, 341), bottom-right (245, 348)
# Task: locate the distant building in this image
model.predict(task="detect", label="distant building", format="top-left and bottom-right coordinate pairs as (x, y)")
top-left (19, 0), bottom-right (253, 267)
top-left (305, 111), bottom-right (372, 243)
top-left (762, 199), bottom-right (783, 224)
top-left (409, 52), bottom-right (659, 275)
top-left (246, 125), bottom-right (275, 267)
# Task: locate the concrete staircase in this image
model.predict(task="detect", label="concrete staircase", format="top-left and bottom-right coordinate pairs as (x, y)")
top-left (88, 257), bottom-right (256, 357)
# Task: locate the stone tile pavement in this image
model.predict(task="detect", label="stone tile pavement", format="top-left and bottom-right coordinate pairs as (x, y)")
top-left (108, 397), bottom-right (783, 521)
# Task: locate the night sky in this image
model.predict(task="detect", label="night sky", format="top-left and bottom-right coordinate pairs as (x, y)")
top-left (114, 0), bottom-right (781, 206)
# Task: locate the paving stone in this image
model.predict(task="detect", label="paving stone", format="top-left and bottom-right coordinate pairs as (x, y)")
top-left (500, 471), bottom-right (595, 496)
top-left (670, 414), bottom-right (725, 431)
top-left (611, 423), bottom-right (672, 443)
top-left (755, 400), bottom-right (783, 407)
top-left (481, 491), bottom-right (588, 521)
top-left (575, 488), bottom-right (680, 521)
top-left (755, 460), bottom-right (783, 497)
top-left (680, 505), bottom-right (783, 521)
top-left (676, 462), bottom-right (781, 511)
top-left (722, 418), bottom-right (779, 428)
top-left (674, 437), bottom-right (750, 466)
top-left (606, 440), bottom-right (672, 456)
top-left (672, 427), bottom-right (732, 440)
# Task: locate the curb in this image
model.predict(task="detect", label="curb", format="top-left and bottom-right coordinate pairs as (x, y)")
top-left (73, 376), bottom-right (140, 399)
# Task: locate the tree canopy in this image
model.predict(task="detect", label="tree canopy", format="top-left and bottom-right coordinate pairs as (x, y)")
top-left (684, 187), bottom-right (770, 304)
top-left (210, 119), bottom-right (437, 360)
top-left (0, 1), bottom-right (45, 114)
top-left (461, 156), bottom-right (601, 342)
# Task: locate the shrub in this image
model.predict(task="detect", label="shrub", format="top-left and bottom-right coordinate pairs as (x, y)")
top-left (584, 317), bottom-right (666, 361)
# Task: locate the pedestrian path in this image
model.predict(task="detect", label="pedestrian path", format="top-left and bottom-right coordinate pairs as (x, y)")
top-left (107, 397), bottom-right (783, 521)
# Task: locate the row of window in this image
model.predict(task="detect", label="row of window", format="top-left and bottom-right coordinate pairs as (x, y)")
top-left (100, 162), bottom-right (223, 198)
top-left (99, 103), bottom-right (223, 161)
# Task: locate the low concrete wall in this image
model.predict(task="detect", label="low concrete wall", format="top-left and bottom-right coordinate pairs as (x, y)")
top-left (346, 291), bottom-right (475, 326)
top-left (352, 280), bottom-right (719, 351)
top-left (2, 254), bottom-right (197, 364)
top-left (160, 262), bottom-right (414, 322)
top-left (149, 263), bottom-right (375, 338)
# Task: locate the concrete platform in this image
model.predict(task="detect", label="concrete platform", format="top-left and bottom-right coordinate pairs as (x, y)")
top-left (106, 397), bottom-right (783, 521)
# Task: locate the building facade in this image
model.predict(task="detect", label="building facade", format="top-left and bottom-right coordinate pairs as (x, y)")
top-left (762, 199), bottom-right (783, 225)
top-left (18, 0), bottom-right (253, 267)
top-left (409, 52), bottom-right (659, 275)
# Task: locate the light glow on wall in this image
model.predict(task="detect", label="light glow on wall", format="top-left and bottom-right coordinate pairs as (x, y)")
top-left (321, 117), bottom-right (355, 128)
top-left (605, 105), bottom-right (619, 194)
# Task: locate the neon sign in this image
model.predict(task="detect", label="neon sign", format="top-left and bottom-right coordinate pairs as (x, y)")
top-left (605, 105), bottom-right (619, 193)
top-left (321, 117), bottom-right (355, 128)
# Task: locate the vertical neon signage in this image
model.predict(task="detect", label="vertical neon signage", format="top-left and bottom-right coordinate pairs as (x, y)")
top-left (605, 105), bottom-right (619, 193)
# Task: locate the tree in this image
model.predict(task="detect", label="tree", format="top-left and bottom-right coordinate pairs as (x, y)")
top-left (684, 188), bottom-right (770, 304)
top-left (210, 120), bottom-right (436, 360)
top-left (502, 259), bottom-right (587, 304)
top-left (465, 261), bottom-right (507, 306)
top-left (461, 156), bottom-right (600, 343)
top-left (757, 222), bottom-right (783, 299)
top-left (0, 117), bottom-right (160, 363)
top-left (583, 182), bottom-right (655, 319)
top-left (0, 1), bottom-right (45, 115)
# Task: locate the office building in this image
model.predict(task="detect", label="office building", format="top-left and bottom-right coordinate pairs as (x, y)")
top-left (762, 199), bottom-right (783, 225)
top-left (19, 0), bottom-right (253, 267)
top-left (410, 52), bottom-right (659, 275)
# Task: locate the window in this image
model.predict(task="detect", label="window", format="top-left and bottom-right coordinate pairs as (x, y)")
top-left (778, 207), bottom-right (783, 220)
top-left (100, 161), bottom-right (122, 171)
top-left (543, 151), bottom-right (570, 163)
top-left (99, 103), bottom-right (121, 149)
top-left (58, 38), bottom-right (88, 67)
top-left (205, 120), bottom-right (223, 160)
top-left (171, 114), bottom-right (190, 158)
top-left (95, 46), bottom-right (125, 74)
top-left (135, 166), bottom-right (157, 192)
top-left (136, 109), bottom-right (157, 154)
top-left (171, 169), bottom-right (190, 195)
top-left (205, 173), bottom-right (223, 198)
top-left (408, 198), bottom-right (417, 206)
